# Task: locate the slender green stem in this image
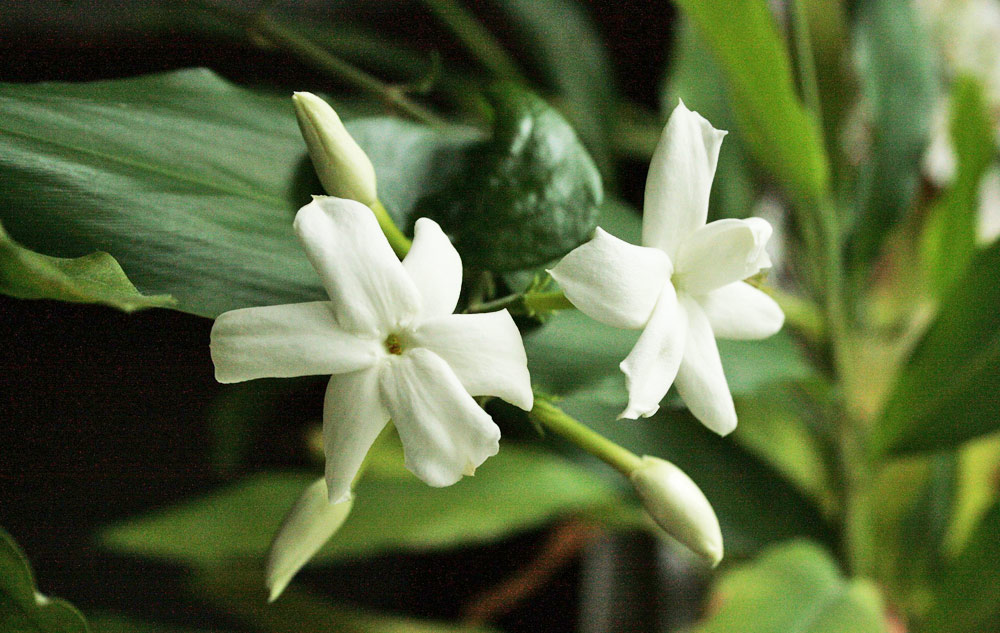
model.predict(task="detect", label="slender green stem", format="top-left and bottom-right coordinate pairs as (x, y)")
top-left (370, 199), bottom-right (412, 258)
top-left (421, 0), bottom-right (525, 82)
top-left (530, 399), bottom-right (642, 476)
top-left (247, 12), bottom-right (449, 129)
top-left (523, 290), bottom-right (575, 314)
top-left (791, 0), bottom-right (824, 135)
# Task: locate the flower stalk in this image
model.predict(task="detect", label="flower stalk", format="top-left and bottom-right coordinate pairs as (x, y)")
top-left (528, 399), bottom-right (642, 476)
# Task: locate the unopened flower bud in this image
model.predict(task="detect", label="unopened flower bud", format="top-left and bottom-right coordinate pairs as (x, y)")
top-left (266, 478), bottom-right (354, 602)
top-left (293, 91), bottom-right (378, 206)
top-left (629, 455), bottom-right (723, 566)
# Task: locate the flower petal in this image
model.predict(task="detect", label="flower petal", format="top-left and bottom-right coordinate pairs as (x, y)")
top-left (210, 302), bottom-right (380, 383)
top-left (619, 283), bottom-right (687, 419)
top-left (698, 282), bottom-right (784, 340)
top-left (265, 478), bottom-right (353, 602)
top-left (402, 217), bottom-right (463, 319)
top-left (294, 197), bottom-right (421, 337)
top-left (549, 227), bottom-right (673, 329)
top-left (674, 298), bottom-right (737, 436)
top-left (411, 311), bottom-right (533, 410)
top-left (642, 101), bottom-right (727, 258)
top-left (378, 349), bottom-right (501, 487)
top-left (674, 218), bottom-right (773, 295)
top-left (323, 367), bottom-right (390, 504)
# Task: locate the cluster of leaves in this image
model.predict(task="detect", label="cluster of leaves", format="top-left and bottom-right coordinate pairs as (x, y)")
top-left (2, 0), bottom-right (1000, 632)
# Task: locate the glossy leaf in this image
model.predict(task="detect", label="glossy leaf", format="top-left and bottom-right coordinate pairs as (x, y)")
top-left (672, 0), bottom-right (829, 205)
top-left (691, 541), bottom-right (887, 633)
top-left (875, 239), bottom-right (1000, 455)
top-left (422, 83), bottom-right (603, 271)
top-left (0, 69), bottom-right (473, 319)
top-left (0, 527), bottom-right (90, 633)
top-left (101, 444), bottom-right (623, 567)
top-left (0, 220), bottom-right (173, 311)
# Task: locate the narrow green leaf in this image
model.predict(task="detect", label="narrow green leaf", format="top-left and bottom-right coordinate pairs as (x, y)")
top-left (848, 0), bottom-right (939, 270)
top-left (671, 0), bottom-right (829, 205)
top-left (101, 445), bottom-right (622, 567)
top-left (875, 239), bottom-right (1000, 455)
top-left (0, 527), bottom-right (90, 633)
top-left (422, 83), bottom-right (602, 271)
top-left (691, 541), bottom-right (888, 633)
top-left (922, 76), bottom-right (996, 294)
top-left (0, 220), bottom-right (174, 311)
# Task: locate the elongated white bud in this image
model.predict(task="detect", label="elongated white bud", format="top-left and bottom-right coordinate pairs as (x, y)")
top-left (293, 91), bottom-right (378, 206)
top-left (266, 478), bottom-right (354, 602)
top-left (629, 455), bottom-right (723, 566)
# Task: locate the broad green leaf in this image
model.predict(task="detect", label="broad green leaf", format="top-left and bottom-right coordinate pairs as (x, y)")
top-left (0, 69), bottom-right (472, 319)
top-left (923, 503), bottom-right (1000, 632)
top-left (0, 220), bottom-right (173, 311)
top-left (875, 238), bottom-right (1000, 455)
top-left (101, 444), bottom-right (622, 566)
top-left (0, 527), bottom-right (90, 633)
top-left (848, 0), bottom-right (938, 271)
top-left (422, 83), bottom-right (602, 271)
top-left (922, 76), bottom-right (996, 294)
top-left (691, 541), bottom-right (887, 633)
top-left (672, 0), bottom-right (829, 205)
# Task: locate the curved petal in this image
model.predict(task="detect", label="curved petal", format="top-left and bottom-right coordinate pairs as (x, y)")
top-left (549, 227), bottom-right (672, 330)
top-left (642, 101), bottom-right (727, 258)
top-left (619, 283), bottom-right (687, 419)
top-left (378, 349), bottom-right (500, 488)
top-left (698, 282), bottom-right (784, 340)
top-left (211, 302), bottom-right (380, 383)
top-left (323, 367), bottom-right (390, 503)
top-left (266, 479), bottom-right (353, 602)
top-left (674, 298), bottom-right (737, 436)
top-left (402, 218), bottom-right (463, 319)
top-left (411, 311), bottom-right (533, 410)
top-left (674, 218), bottom-right (773, 295)
top-left (294, 197), bottom-right (421, 337)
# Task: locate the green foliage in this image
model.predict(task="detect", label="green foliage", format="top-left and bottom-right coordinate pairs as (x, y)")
top-left (875, 238), bottom-right (1000, 455)
top-left (849, 0), bottom-right (939, 271)
top-left (0, 69), bottom-right (472, 318)
top-left (422, 83), bottom-right (602, 271)
top-left (671, 0), bottom-right (829, 206)
top-left (0, 220), bottom-right (173, 311)
top-left (0, 527), bottom-right (89, 633)
top-left (101, 444), bottom-right (623, 567)
top-left (922, 77), bottom-right (996, 294)
top-left (691, 541), bottom-right (887, 633)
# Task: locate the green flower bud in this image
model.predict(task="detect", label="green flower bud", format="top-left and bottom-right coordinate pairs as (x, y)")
top-left (629, 455), bottom-right (723, 566)
top-left (293, 91), bottom-right (378, 206)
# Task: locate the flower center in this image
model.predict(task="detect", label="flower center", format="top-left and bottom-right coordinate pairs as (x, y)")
top-left (384, 333), bottom-right (404, 355)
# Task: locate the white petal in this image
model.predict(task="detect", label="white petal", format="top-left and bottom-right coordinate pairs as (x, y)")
top-left (549, 227), bottom-right (673, 330)
top-left (402, 218), bottom-right (463, 319)
top-left (675, 298), bottom-right (737, 436)
top-left (642, 101), bottom-right (727, 258)
top-left (210, 302), bottom-right (380, 383)
top-left (698, 282), bottom-right (784, 340)
top-left (619, 283), bottom-right (687, 419)
top-left (294, 197), bottom-right (421, 337)
top-left (378, 349), bottom-right (500, 487)
top-left (323, 368), bottom-right (390, 504)
top-left (411, 311), bottom-right (533, 410)
top-left (266, 478), bottom-right (354, 602)
top-left (674, 218), bottom-right (773, 295)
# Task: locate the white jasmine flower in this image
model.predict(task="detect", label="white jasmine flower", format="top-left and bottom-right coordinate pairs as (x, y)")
top-left (211, 197), bottom-right (533, 503)
top-left (550, 102), bottom-right (783, 435)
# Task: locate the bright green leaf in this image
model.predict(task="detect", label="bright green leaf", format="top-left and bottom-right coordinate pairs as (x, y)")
top-left (671, 0), bottom-right (829, 205)
top-left (0, 220), bottom-right (173, 311)
top-left (944, 432), bottom-right (1000, 556)
top-left (875, 239), bottom-right (1000, 455)
top-left (422, 83), bottom-right (603, 271)
top-left (101, 444), bottom-right (622, 567)
top-left (0, 527), bottom-right (90, 633)
top-left (691, 541), bottom-right (888, 633)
